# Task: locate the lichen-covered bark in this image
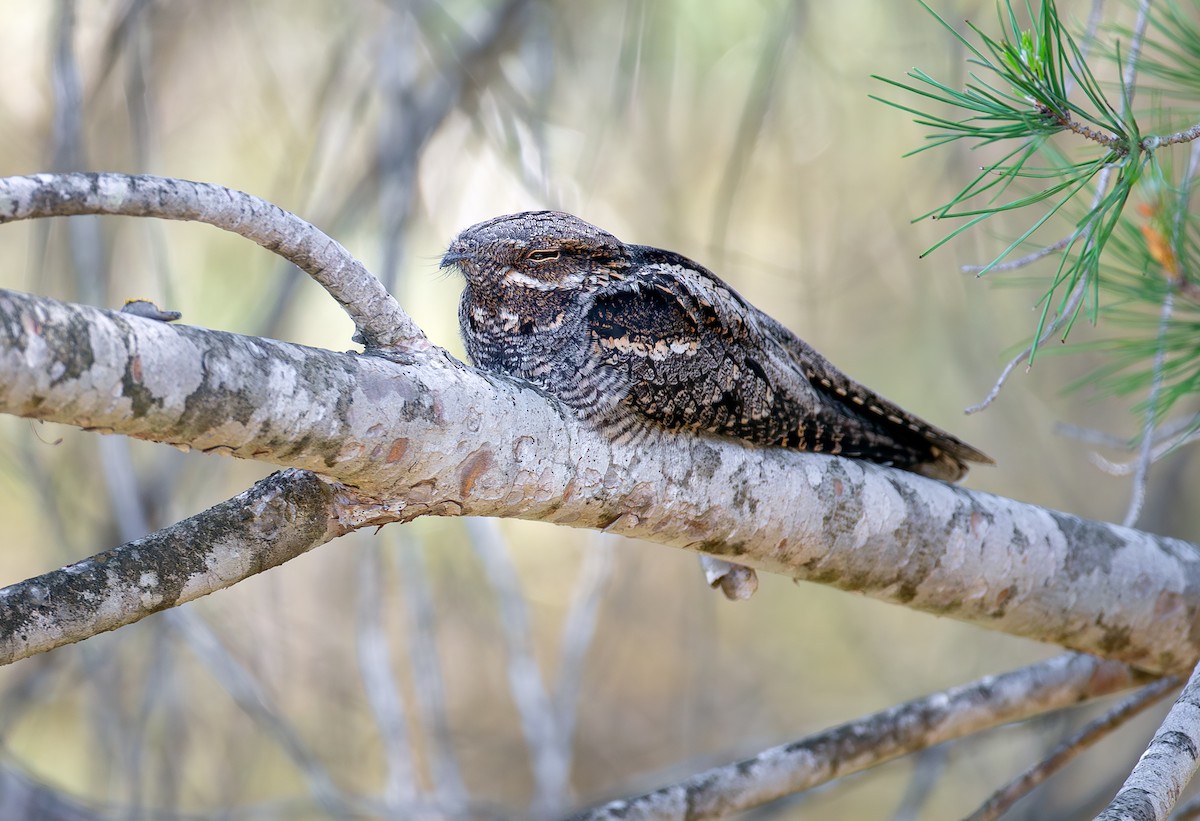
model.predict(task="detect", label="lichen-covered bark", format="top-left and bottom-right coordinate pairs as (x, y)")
top-left (0, 470), bottom-right (351, 661)
top-left (0, 172), bottom-right (425, 351)
top-left (571, 654), bottom-right (1148, 821)
top-left (1, 287), bottom-right (1199, 673)
top-left (1096, 663), bottom-right (1200, 821)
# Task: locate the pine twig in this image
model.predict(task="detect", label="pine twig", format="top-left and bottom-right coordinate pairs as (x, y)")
top-left (968, 0), bottom-right (1154, 414)
top-left (1146, 122), bottom-right (1200, 150)
top-left (961, 232), bottom-right (1076, 274)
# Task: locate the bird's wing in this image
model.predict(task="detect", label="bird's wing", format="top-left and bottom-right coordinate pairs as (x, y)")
top-left (586, 249), bottom-right (991, 480)
top-left (585, 255), bottom-right (783, 443)
top-left (753, 312), bottom-right (994, 480)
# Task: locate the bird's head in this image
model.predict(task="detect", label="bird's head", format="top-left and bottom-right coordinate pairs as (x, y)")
top-left (441, 211), bottom-right (629, 296)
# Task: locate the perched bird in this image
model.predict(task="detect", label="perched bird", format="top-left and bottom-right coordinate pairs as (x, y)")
top-left (442, 211), bottom-right (992, 481)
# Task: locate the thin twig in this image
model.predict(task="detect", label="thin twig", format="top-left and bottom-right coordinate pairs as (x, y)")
top-left (960, 233), bottom-right (1076, 274)
top-left (1041, 105), bottom-right (1125, 152)
top-left (1122, 0), bottom-right (1154, 95)
top-left (709, 1), bottom-right (803, 256)
top-left (1123, 126), bottom-right (1200, 521)
top-left (356, 541), bottom-right (419, 811)
top-left (1057, 414), bottom-right (1200, 450)
top-left (1089, 427), bottom-right (1200, 476)
top-left (1145, 122), bottom-right (1200, 150)
top-left (1071, 0), bottom-right (1107, 100)
top-left (169, 611), bottom-right (351, 815)
top-left (888, 746), bottom-right (948, 821)
top-left (550, 534), bottom-right (617, 799)
top-left (395, 535), bottom-right (470, 816)
top-left (965, 676), bottom-right (1182, 821)
top-left (1124, 290), bottom-right (1174, 527)
top-left (966, 268), bottom-right (1090, 414)
top-left (466, 518), bottom-right (566, 818)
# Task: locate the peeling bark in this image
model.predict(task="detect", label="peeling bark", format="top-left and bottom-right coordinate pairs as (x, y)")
top-left (0, 286), bottom-right (1197, 673)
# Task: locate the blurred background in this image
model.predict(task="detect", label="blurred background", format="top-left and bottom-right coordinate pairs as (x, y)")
top-left (0, 1), bottom-right (1195, 818)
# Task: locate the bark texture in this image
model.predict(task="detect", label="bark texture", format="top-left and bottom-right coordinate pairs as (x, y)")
top-left (0, 172), bottom-right (425, 351)
top-left (571, 654), bottom-right (1148, 821)
top-left (0, 469), bottom-right (359, 661)
top-left (0, 286), bottom-right (1198, 673)
top-left (1096, 662), bottom-right (1200, 821)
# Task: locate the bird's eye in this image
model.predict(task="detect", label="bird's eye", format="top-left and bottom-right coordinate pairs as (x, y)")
top-left (527, 249), bottom-right (560, 262)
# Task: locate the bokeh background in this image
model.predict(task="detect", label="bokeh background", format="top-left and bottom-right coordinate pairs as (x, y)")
top-left (0, 1), bottom-right (1194, 818)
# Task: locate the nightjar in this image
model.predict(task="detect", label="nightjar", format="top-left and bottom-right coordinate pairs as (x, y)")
top-left (442, 211), bottom-right (991, 481)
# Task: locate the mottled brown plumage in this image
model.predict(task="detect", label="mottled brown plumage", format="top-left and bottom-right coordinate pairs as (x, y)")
top-left (442, 211), bottom-right (992, 481)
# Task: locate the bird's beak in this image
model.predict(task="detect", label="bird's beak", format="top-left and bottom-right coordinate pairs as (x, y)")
top-left (439, 249), bottom-right (469, 270)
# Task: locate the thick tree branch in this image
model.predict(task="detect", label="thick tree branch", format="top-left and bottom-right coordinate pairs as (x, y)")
top-left (1095, 660), bottom-right (1200, 821)
top-left (1, 287), bottom-right (1199, 673)
top-left (570, 653), bottom-right (1149, 821)
top-left (0, 172), bottom-right (426, 352)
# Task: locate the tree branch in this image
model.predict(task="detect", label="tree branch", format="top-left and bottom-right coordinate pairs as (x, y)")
top-left (569, 653), bottom-right (1150, 821)
top-left (0, 172), bottom-right (426, 352)
top-left (1147, 122), bottom-right (1200, 150)
top-left (0, 468), bottom-right (402, 662)
top-left (1095, 660), bottom-right (1200, 821)
top-left (966, 675), bottom-right (1182, 821)
top-left (2, 287), bottom-right (1199, 673)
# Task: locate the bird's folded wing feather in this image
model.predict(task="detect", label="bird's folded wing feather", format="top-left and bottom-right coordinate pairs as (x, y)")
top-left (586, 253), bottom-right (991, 480)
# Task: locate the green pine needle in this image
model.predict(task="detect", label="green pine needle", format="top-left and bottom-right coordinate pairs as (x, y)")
top-left (875, 0), bottom-right (1200, 428)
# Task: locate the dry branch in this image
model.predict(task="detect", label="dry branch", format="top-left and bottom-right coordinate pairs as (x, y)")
top-left (1095, 660), bottom-right (1200, 821)
top-left (0, 468), bottom-right (399, 662)
top-left (0, 172), bottom-right (426, 351)
top-left (570, 653), bottom-right (1149, 821)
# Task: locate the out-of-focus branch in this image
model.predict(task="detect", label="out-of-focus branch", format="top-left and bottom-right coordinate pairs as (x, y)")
top-left (466, 518), bottom-right (566, 816)
top-left (1124, 291), bottom-right (1175, 527)
top-left (0, 762), bottom-right (98, 821)
top-left (0, 173), bottom-right (426, 352)
top-left (568, 654), bottom-right (1149, 821)
top-left (355, 543), bottom-right (419, 811)
top-left (1, 287), bottom-right (1200, 673)
top-left (374, 0), bottom-right (536, 288)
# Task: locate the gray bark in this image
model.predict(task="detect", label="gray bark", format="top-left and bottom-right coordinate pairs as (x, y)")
top-left (0, 469), bottom-right (359, 661)
top-left (571, 654), bottom-right (1149, 821)
top-left (0, 172), bottom-right (425, 351)
top-left (1095, 661), bottom-right (1200, 821)
top-left (0, 286), bottom-right (1196, 674)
